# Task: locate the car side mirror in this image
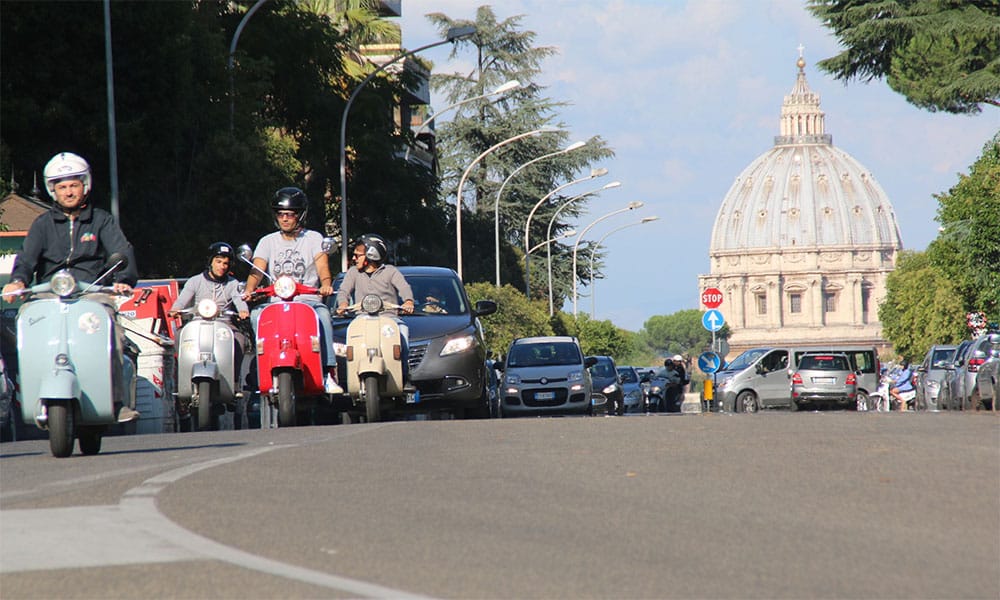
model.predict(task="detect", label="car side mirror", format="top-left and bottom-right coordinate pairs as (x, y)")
top-left (916, 366), bottom-right (926, 373)
top-left (474, 300), bottom-right (498, 317)
top-left (640, 373), bottom-right (650, 383)
top-left (755, 363), bottom-right (764, 374)
top-left (584, 356), bottom-right (598, 369)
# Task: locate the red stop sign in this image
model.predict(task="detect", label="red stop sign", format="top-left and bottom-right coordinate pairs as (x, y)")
top-left (701, 287), bottom-right (723, 309)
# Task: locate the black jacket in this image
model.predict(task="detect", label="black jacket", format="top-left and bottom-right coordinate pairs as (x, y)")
top-left (10, 202), bottom-right (138, 286)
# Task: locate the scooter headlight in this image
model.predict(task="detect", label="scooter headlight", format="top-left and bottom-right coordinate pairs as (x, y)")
top-left (441, 334), bottom-right (476, 356)
top-left (274, 276), bottom-right (297, 300)
top-left (50, 271), bottom-right (77, 297)
top-left (197, 298), bottom-right (219, 319)
top-left (361, 294), bottom-right (383, 315)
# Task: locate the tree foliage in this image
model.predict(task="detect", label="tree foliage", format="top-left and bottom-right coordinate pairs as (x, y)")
top-left (808, 0), bottom-right (1000, 113)
top-left (641, 309), bottom-right (726, 358)
top-left (425, 6), bottom-right (615, 297)
top-left (466, 282), bottom-right (552, 358)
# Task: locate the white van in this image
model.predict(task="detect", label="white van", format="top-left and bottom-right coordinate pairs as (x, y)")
top-left (717, 346), bottom-right (879, 412)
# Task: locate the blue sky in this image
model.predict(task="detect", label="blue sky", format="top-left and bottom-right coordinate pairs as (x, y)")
top-left (400, 0), bottom-right (997, 332)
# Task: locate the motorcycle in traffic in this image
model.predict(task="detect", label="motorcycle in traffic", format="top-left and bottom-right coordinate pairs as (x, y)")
top-left (174, 298), bottom-right (250, 430)
top-left (336, 294), bottom-right (408, 423)
top-left (8, 254), bottom-right (137, 457)
top-left (238, 245), bottom-right (337, 427)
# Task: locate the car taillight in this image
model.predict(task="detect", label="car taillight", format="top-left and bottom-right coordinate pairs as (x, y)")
top-left (846, 373), bottom-right (856, 385)
top-left (968, 358), bottom-right (984, 372)
top-left (791, 373), bottom-right (803, 385)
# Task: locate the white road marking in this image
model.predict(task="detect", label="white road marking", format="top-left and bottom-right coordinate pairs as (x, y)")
top-left (2, 441), bottom-right (435, 599)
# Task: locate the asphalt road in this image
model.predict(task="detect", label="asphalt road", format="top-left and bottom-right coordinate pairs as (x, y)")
top-left (2, 411), bottom-right (998, 599)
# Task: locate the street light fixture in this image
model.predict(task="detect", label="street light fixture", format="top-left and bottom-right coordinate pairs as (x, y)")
top-left (588, 216), bottom-right (659, 317)
top-left (228, 0), bottom-right (270, 133)
top-left (455, 127), bottom-right (561, 279)
top-left (404, 80), bottom-right (521, 161)
top-left (339, 25), bottom-right (477, 271)
top-left (527, 230), bottom-right (576, 254)
top-left (572, 201), bottom-right (644, 317)
top-left (546, 181), bottom-right (621, 315)
top-left (494, 140), bottom-right (587, 286)
top-left (523, 167), bottom-right (607, 296)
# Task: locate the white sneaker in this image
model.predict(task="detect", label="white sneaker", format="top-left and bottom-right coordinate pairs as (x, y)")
top-left (117, 406), bottom-right (141, 423)
top-left (324, 374), bottom-right (344, 395)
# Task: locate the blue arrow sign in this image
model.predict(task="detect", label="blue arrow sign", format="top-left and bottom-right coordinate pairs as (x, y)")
top-left (702, 309), bottom-right (725, 332)
top-left (698, 351), bottom-right (722, 374)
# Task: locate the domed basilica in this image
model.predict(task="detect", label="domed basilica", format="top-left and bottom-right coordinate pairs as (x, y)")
top-left (698, 54), bottom-right (902, 355)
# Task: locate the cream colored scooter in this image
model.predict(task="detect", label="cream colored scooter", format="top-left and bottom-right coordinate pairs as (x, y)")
top-left (338, 294), bottom-right (406, 423)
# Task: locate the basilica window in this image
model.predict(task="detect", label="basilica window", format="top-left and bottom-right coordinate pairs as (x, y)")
top-left (756, 293), bottom-right (767, 315)
top-left (823, 291), bottom-right (838, 313)
top-left (789, 293), bottom-right (802, 313)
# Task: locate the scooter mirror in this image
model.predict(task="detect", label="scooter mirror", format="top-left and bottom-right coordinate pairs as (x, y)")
top-left (321, 237), bottom-right (335, 253)
top-left (237, 244), bottom-right (254, 262)
top-left (105, 252), bottom-right (129, 272)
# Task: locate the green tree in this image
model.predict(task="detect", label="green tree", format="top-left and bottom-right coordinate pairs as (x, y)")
top-left (466, 282), bottom-right (551, 358)
top-left (807, 0), bottom-right (1000, 114)
top-left (426, 6), bottom-right (614, 296)
top-left (641, 309), bottom-right (726, 358)
top-left (879, 250), bottom-right (967, 360)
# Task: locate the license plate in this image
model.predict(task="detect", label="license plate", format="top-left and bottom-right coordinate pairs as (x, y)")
top-left (535, 391), bottom-right (556, 400)
top-left (812, 377), bottom-right (835, 384)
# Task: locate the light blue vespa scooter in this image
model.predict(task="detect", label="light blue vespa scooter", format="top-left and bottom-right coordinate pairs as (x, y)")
top-left (12, 254), bottom-right (137, 457)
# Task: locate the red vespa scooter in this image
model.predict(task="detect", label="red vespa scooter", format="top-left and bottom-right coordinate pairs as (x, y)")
top-left (238, 246), bottom-right (334, 427)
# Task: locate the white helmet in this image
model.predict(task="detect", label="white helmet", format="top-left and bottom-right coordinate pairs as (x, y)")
top-left (672, 354), bottom-right (683, 362)
top-left (43, 152), bottom-right (91, 199)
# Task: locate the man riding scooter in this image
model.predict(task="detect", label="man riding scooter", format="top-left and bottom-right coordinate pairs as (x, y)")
top-left (2, 152), bottom-right (140, 424)
top-left (242, 187), bottom-right (342, 395)
top-left (336, 234), bottom-right (416, 393)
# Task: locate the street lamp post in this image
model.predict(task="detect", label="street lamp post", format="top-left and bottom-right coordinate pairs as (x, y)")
top-left (527, 230), bottom-right (576, 254)
top-left (455, 127), bottom-right (560, 279)
top-left (523, 167), bottom-right (607, 296)
top-left (404, 80), bottom-right (520, 162)
top-left (546, 181), bottom-right (621, 315)
top-left (494, 140), bottom-right (586, 287)
top-left (572, 201), bottom-right (644, 317)
top-left (340, 25), bottom-right (477, 271)
top-left (228, 0), bottom-right (269, 133)
top-left (588, 216), bottom-right (659, 317)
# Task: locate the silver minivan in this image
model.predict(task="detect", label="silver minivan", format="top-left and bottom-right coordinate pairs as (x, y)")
top-left (718, 346), bottom-right (879, 412)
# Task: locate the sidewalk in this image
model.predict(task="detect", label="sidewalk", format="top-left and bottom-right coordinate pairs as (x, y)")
top-left (681, 392), bottom-right (703, 413)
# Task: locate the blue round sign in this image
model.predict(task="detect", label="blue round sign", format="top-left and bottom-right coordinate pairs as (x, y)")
top-left (702, 309), bottom-right (725, 332)
top-left (698, 351), bottom-right (722, 374)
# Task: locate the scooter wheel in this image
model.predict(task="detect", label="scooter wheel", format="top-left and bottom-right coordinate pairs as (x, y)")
top-left (48, 402), bottom-right (74, 458)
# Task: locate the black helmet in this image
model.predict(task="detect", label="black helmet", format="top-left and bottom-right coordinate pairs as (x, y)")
top-left (207, 242), bottom-right (235, 263)
top-left (358, 233), bottom-right (388, 263)
top-left (271, 187), bottom-right (308, 225)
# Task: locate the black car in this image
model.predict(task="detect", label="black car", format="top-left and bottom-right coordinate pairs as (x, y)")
top-left (331, 266), bottom-right (497, 419)
top-left (589, 355), bottom-right (624, 416)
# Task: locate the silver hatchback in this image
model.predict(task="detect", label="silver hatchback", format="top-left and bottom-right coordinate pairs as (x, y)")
top-left (790, 352), bottom-right (857, 410)
top-left (500, 336), bottom-right (596, 416)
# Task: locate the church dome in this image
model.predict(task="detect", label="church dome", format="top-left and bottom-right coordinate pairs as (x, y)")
top-left (710, 56), bottom-right (903, 253)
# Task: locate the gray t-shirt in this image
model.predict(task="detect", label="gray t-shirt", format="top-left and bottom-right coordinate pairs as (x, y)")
top-left (336, 264), bottom-right (414, 310)
top-left (253, 229), bottom-right (325, 302)
top-left (170, 272), bottom-right (248, 314)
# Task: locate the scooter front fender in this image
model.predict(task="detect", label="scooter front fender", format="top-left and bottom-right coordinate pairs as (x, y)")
top-left (191, 361), bottom-right (221, 382)
top-left (37, 368), bottom-right (80, 402)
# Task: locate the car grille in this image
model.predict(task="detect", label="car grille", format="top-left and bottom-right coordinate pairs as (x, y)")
top-left (521, 387), bottom-right (569, 407)
top-left (408, 343), bottom-right (428, 372)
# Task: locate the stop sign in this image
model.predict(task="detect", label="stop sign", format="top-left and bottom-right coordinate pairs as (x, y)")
top-left (701, 287), bottom-right (723, 309)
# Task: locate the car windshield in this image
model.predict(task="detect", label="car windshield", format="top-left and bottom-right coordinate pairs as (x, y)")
top-left (725, 349), bottom-right (768, 371)
top-left (617, 368), bottom-right (638, 383)
top-left (931, 348), bottom-right (955, 368)
top-left (591, 360), bottom-right (616, 378)
top-left (798, 354), bottom-right (850, 370)
top-left (508, 342), bottom-right (581, 367)
top-left (407, 275), bottom-right (467, 315)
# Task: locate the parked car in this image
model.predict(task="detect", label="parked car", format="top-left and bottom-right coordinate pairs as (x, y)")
top-left (974, 333), bottom-right (1000, 411)
top-left (940, 335), bottom-right (996, 411)
top-left (915, 345), bottom-right (957, 411)
top-left (499, 336), bottom-right (597, 417)
top-left (616, 366), bottom-right (645, 414)
top-left (331, 266), bottom-right (498, 419)
top-left (790, 352), bottom-right (857, 410)
top-left (589, 356), bottom-right (624, 415)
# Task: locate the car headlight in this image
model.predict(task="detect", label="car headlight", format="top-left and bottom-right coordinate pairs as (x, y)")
top-left (505, 373), bottom-right (521, 385)
top-left (50, 271), bottom-right (77, 297)
top-left (651, 385), bottom-right (662, 394)
top-left (567, 370), bottom-right (583, 382)
top-left (717, 376), bottom-right (733, 390)
top-left (197, 298), bottom-right (219, 319)
top-left (602, 383), bottom-right (619, 395)
top-left (274, 276), bottom-right (297, 300)
top-left (440, 334), bottom-right (476, 356)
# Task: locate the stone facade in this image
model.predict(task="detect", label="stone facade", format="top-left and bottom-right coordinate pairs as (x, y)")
top-left (699, 55), bottom-right (901, 357)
